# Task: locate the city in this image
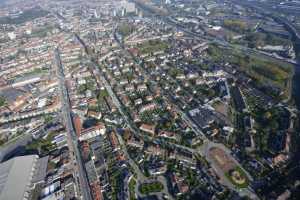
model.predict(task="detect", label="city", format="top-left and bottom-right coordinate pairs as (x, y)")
top-left (0, 0), bottom-right (299, 200)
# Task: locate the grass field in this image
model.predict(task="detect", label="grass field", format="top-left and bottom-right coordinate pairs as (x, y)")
top-left (138, 40), bottom-right (169, 54)
top-left (207, 44), bottom-right (294, 93)
top-left (225, 167), bottom-right (249, 188)
top-left (139, 181), bottom-right (164, 195)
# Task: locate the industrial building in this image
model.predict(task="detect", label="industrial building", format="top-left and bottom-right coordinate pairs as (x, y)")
top-left (0, 155), bottom-right (48, 200)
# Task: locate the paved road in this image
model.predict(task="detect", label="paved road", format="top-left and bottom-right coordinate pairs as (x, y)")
top-left (54, 48), bottom-right (92, 200)
top-left (113, 31), bottom-right (259, 199)
top-left (133, 0), bottom-right (297, 66)
top-left (76, 34), bottom-right (176, 199)
top-left (233, 0), bottom-right (300, 40)
top-left (115, 129), bottom-right (146, 182)
top-left (115, 131), bottom-right (175, 199)
top-left (199, 141), bottom-right (258, 199)
top-left (78, 27), bottom-right (258, 198)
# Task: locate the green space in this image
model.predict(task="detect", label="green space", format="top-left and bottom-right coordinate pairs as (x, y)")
top-left (196, 84), bottom-right (217, 99)
top-left (207, 44), bottom-right (293, 92)
top-left (180, 131), bottom-right (196, 147)
top-left (0, 96), bottom-right (6, 108)
top-left (129, 178), bottom-right (137, 200)
top-left (43, 114), bottom-right (54, 124)
top-left (29, 25), bottom-right (55, 38)
top-left (140, 108), bottom-right (165, 124)
top-left (139, 181), bottom-right (164, 195)
top-left (47, 161), bottom-right (57, 171)
top-left (78, 78), bottom-right (97, 94)
top-left (223, 19), bottom-right (248, 33)
top-left (108, 165), bottom-right (125, 200)
top-left (245, 32), bottom-right (292, 48)
top-left (22, 68), bottom-right (49, 77)
top-left (118, 23), bottom-right (135, 37)
top-left (248, 96), bottom-right (288, 130)
top-left (250, 106), bottom-right (288, 153)
top-left (26, 131), bottom-right (58, 155)
top-left (138, 40), bottom-right (169, 54)
top-left (0, 139), bottom-right (5, 146)
top-left (0, 7), bottom-right (49, 25)
top-left (97, 89), bottom-right (109, 100)
top-left (225, 167), bottom-right (249, 188)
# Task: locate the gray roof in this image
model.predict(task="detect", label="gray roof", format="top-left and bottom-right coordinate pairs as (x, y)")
top-left (32, 156), bottom-right (49, 183)
top-left (0, 155), bottom-right (38, 200)
top-left (0, 88), bottom-right (25, 102)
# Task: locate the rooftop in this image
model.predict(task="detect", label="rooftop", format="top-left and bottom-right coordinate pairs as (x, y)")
top-left (0, 155), bottom-right (38, 200)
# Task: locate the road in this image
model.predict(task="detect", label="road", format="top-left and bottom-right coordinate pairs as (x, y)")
top-left (115, 128), bottom-right (146, 182)
top-left (232, 0), bottom-right (300, 40)
top-left (77, 26), bottom-right (258, 198)
top-left (112, 29), bottom-right (259, 199)
top-left (199, 141), bottom-right (258, 198)
top-left (133, 0), bottom-right (297, 65)
top-left (165, 16), bottom-right (297, 64)
top-left (54, 48), bottom-right (92, 200)
top-left (76, 33), bottom-right (176, 199)
top-left (115, 131), bottom-right (174, 199)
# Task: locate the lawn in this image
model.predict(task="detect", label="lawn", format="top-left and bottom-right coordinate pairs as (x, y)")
top-left (225, 166), bottom-right (249, 188)
top-left (22, 68), bottom-right (49, 77)
top-left (129, 178), bottom-right (137, 200)
top-left (223, 19), bottom-right (248, 33)
top-left (26, 131), bottom-right (58, 155)
top-left (207, 44), bottom-right (294, 91)
top-left (0, 96), bottom-right (6, 107)
top-left (139, 181), bottom-right (164, 195)
top-left (138, 40), bottom-right (169, 54)
top-left (118, 24), bottom-right (135, 37)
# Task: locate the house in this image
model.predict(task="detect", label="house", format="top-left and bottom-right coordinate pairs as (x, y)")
top-left (73, 115), bottom-right (82, 137)
top-left (148, 159), bottom-right (167, 175)
top-left (79, 123), bottom-right (106, 141)
top-left (171, 173), bottom-right (189, 196)
top-left (109, 131), bottom-right (120, 151)
top-left (139, 103), bottom-right (157, 113)
top-left (139, 124), bottom-right (156, 136)
top-left (127, 136), bottom-right (144, 149)
top-left (158, 131), bottom-right (180, 141)
top-left (137, 84), bottom-right (147, 92)
top-left (87, 110), bottom-right (102, 120)
top-left (121, 95), bottom-right (130, 107)
top-left (272, 153), bottom-right (288, 166)
top-left (145, 145), bottom-right (166, 156)
top-left (90, 181), bottom-right (103, 200)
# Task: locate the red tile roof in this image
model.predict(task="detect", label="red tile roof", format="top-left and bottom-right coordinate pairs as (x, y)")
top-left (73, 115), bottom-right (82, 137)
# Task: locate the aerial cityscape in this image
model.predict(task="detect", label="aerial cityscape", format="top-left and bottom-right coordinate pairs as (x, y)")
top-left (0, 0), bottom-right (299, 199)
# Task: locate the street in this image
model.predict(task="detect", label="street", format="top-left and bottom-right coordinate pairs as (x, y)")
top-left (54, 48), bottom-right (92, 200)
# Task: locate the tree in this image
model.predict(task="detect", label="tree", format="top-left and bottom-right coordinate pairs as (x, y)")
top-left (0, 96), bottom-right (6, 107)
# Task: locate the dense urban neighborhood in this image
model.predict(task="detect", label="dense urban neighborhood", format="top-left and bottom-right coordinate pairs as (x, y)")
top-left (0, 0), bottom-right (300, 200)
